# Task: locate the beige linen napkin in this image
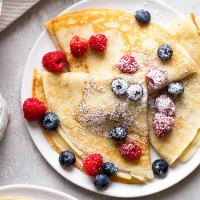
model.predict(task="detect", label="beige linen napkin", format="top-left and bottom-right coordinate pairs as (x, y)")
top-left (0, 0), bottom-right (40, 32)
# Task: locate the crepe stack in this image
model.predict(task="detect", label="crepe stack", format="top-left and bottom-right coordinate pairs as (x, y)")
top-left (32, 9), bottom-right (200, 184)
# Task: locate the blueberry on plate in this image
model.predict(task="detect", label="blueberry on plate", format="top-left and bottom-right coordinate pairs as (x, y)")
top-left (111, 78), bottom-right (128, 96)
top-left (59, 150), bottom-right (76, 167)
top-left (94, 174), bottom-right (110, 189)
top-left (126, 84), bottom-right (143, 101)
top-left (157, 44), bottom-right (173, 61)
top-left (108, 126), bottom-right (127, 141)
top-left (41, 112), bottom-right (59, 131)
top-left (152, 159), bottom-right (168, 177)
top-left (167, 82), bottom-right (184, 97)
top-left (102, 162), bottom-right (118, 177)
top-left (135, 10), bottom-right (151, 24)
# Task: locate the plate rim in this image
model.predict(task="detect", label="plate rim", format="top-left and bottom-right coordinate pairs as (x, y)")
top-left (21, 0), bottom-right (200, 198)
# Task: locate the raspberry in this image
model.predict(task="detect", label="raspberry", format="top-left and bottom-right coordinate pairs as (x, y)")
top-left (153, 113), bottom-right (174, 137)
top-left (70, 36), bottom-right (89, 57)
top-left (117, 55), bottom-right (139, 74)
top-left (42, 51), bottom-right (67, 72)
top-left (23, 98), bottom-right (47, 121)
top-left (155, 95), bottom-right (175, 116)
top-left (89, 34), bottom-right (108, 52)
top-left (119, 141), bottom-right (141, 160)
top-left (146, 68), bottom-right (167, 90)
top-left (83, 153), bottom-right (103, 176)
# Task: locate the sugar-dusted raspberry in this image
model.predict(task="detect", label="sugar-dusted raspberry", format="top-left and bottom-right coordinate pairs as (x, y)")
top-left (153, 113), bottom-right (174, 137)
top-left (83, 153), bottom-right (103, 176)
top-left (119, 141), bottom-right (141, 160)
top-left (117, 55), bottom-right (139, 74)
top-left (155, 95), bottom-right (175, 116)
top-left (89, 34), bottom-right (108, 52)
top-left (23, 98), bottom-right (47, 121)
top-left (42, 51), bottom-right (67, 72)
top-left (146, 68), bottom-right (167, 90)
top-left (70, 36), bottom-right (89, 57)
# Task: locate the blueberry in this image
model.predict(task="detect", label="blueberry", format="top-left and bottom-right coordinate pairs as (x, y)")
top-left (152, 159), bottom-right (168, 177)
top-left (157, 44), bottom-right (173, 61)
top-left (126, 84), bottom-right (143, 101)
top-left (102, 162), bottom-right (118, 177)
top-left (41, 112), bottom-right (59, 131)
top-left (59, 150), bottom-right (76, 167)
top-left (108, 126), bottom-right (127, 141)
top-left (135, 10), bottom-right (151, 24)
top-left (94, 174), bottom-right (110, 189)
top-left (167, 82), bottom-right (184, 97)
top-left (111, 78), bottom-right (128, 96)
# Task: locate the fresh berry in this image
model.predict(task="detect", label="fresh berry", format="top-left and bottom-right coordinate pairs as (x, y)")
top-left (89, 34), bottom-right (108, 52)
top-left (108, 126), bottom-right (127, 141)
top-left (83, 153), bottom-right (103, 176)
top-left (59, 150), bottom-right (76, 167)
top-left (42, 51), bottom-right (67, 72)
top-left (126, 84), bottom-right (143, 101)
top-left (23, 98), bottom-right (47, 121)
top-left (153, 113), bottom-right (174, 137)
top-left (119, 141), bottom-right (141, 160)
top-left (117, 55), bottom-right (139, 74)
top-left (146, 68), bottom-right (167, 90)
top-left (94, 174), bottom-right (110, 189)
top-left (167, 82), bottom-right (184, 97)
top-left (135, 10), bottom-right (151, 24)
top-left (152, 159), bottom-right (169, 177)
top-left (70, 36), bottom-right (89, 57)
top-left (157, 44), bottom-right (173, 61)
top-left (41, 112), bottom-right (60, 131)
top-left (155, 95), bottom-right (175, 116)
top-left (111, 78), bottom-right (128, 96)
top-left (102, 162), bottom-right (118, 176)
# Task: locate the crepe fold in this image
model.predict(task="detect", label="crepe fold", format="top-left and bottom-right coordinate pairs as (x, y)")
top-left (45, 9), bottom-right (196, 93)
top-left (148, 14), bottom-right (200, 165)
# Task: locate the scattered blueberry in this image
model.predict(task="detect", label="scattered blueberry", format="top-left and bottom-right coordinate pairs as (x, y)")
top-left (167, 82), bottom-right (184, 97)
top-left (152, 159), bottom-right (169, 177)
top-left (157, 44), bottom-right (173, 61)
top-left (41, 112), bottom-right (59, 131)
top-left (108, 126), bottom-right (127, 141)
top-left (102, 162), bottom-right (118, 177)
top-left (111, 78), bottom-right (128, 96)
top-left (94, 174), bottom-right (110, 189)
top-left (126, 84), bottom-right (143, 101)
top-left (135, 10), bottom-right (151, 24)
top-left (59, 150), bottom-right (76, 167)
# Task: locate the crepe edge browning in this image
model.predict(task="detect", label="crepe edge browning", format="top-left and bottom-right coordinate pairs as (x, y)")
top-left (32, 69), bottom-right (153, 184)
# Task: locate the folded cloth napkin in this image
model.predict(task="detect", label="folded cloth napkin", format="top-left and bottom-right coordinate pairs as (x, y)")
top-left (0, 0), bottom-right (40, 32)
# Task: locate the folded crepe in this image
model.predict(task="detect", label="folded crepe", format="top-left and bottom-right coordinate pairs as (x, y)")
top-left (33, 69), bottom-right (153, 183)
top-left (148, 14), bottom-right (200, 165)
top-left (45, 9), bottom-right (196, 93)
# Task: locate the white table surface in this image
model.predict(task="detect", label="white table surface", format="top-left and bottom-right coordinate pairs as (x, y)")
top-left (0, 0), bottom-right (200, 199)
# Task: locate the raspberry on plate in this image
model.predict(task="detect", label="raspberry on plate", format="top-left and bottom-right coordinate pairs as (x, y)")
top-left (89, 34), bottom-right (108, 52)
top-left (117, 55), bottom-right (139, 74)
top-left (119, 141), bottom-right (141, 160)
top-left (146, 68), bottom-right (167, 90)
top-left (153, 113), bottom-right (174, 137)
top-left (155, 95), bottom-right (175, 116)
top-left (23, 98), bottom-right (47, 121)
top-left (70, 35), bottom-right (89, 57)
top-left (42, 51), bottom-right (67, 72)
top-left (83, 153), bottom-right (103, 176)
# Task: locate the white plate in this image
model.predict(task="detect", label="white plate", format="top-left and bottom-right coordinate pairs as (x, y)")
top-left (0, 184), bottom-right (77, 200)
top-left (21, 0), bottom-right (200, 198)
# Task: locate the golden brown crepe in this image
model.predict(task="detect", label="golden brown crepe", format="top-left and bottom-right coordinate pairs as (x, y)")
top-left (33, 69), bottom-right (153, 183)
top-left (148, 14), bottom-right (200, 165)
top-left (45, 9), bottom-right (196, 93)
